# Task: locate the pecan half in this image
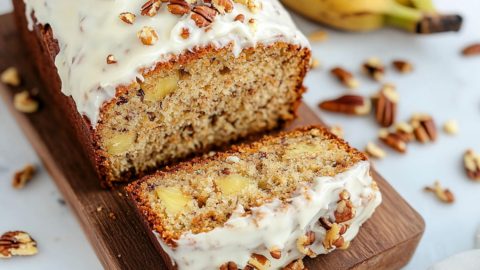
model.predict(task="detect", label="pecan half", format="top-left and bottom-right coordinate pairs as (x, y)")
top-left (379, 129), bottom-right (407, 153)
top-left (394, 122), bottom-right (415, 142)
top-left (411, 113), bottom-right (437, 143)
top-left (248, 254), bottom-right (271, 270)
top-left (330, 67), bottom-right (359, 89)
top-left (168, 0), bottom-right (190, 16)
top-left (12, 164), bottom-right (36, 189)
top-left (462, 43), bottom-right (480, 56)
top-left (362, 57), bottom-right (385, 81)
top-left (141, 0), bottom-right (162, 17)
top-left (119, 12), bottom-right (136, 24)
top-left (212, 0), bottom-right (234, 13)
top-left (283, 259), bottom-right (306, 270)
top-left (234, 14), bottom-right (245, 23)
top-left (464, 149), bottom-right (480, 180)
top-left (269, 248), bottom-right (281, 259)
top-left (191, 5), bottom-right (217, 28)
top-left (319, 95), bottom-right (371, 115)
top-left (374, 84), bottom-right (399, 127)
top-left (392, 60), bottom-right (413, 73)
top-left (0, 231), bottom-right (38, 259)
top-left (219, 261), bottom-right (238, 270)
top-left (424, 181), bottom-right (455, 204)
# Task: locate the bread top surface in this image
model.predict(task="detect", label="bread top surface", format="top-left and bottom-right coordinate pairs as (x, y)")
top-left (127, 126), bottom-right (367, 243)
top-left (22, 0), bottom-right (310, 126)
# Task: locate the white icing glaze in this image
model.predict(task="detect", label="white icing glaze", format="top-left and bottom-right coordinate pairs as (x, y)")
top-left (22, 0), bottom-right (309, 126)
top-left (154, 161), bottom-right (382, 270)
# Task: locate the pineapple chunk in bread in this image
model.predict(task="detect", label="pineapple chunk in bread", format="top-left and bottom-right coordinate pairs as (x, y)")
top-left (127, 126), bottom-right (382, 270)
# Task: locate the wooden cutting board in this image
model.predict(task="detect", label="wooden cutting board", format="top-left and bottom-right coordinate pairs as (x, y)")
top-left (0, 13), bottom-right (424, 270)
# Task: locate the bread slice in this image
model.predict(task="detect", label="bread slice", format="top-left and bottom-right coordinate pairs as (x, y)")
top-left (127, 126), bottom-right (382, 270)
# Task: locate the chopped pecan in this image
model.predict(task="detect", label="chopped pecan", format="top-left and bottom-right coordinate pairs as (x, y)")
top-left (119, 12), bottom-right (136, 24)
top-left (462, 43), bottom-right (480, 56)
top-left (424, 181), bottom-right (455, 204)
top-left (392, 60), bottom-right (413, 73)
top-left (334, 190), bottom-right (356, 223)
top-left (323, 223), bottom-right (348, 250)
top-left (234, 0), bottom-right (261, 13)
top-left (411, 113), bottom-right (437, 143)
top-left (319, 94), bottom-right (371, 115)
top-left (219, 261), bottom-right (238, 270)
top-left (296, 231), bottom-right (316, 257)
top-left (269, 248), bottom-right (281, 259)
top-left (12, 164), bottom-right (36, 189)
top-left (141, 0), bottom-right (162, 17)
top-left (1, 67), bottom-right (21, 86)
top-left (394, 122), bottom-right (415, 142)
top-left (362, 57), bottom-right (385, 81)
top-left (330, 67), bottom-right (359, 89)
top-left (168, 0), bottom-right (190, 15)
top-left (365, 142), bottom-right (386, 159)
top-left (191, 5), bottom-right (217, 27)
top-left (248, 254), bottom-right (271, 270)
top-left (212, 0), bottom-right (234, 13)
top-left (0, 231), bottom-right (38, 259)
top-left (234, 14), bottom-right (245, 22)
top-left (283, 259), bottom-right (306, 270)
top-left (106, 54), bottom-right (117, 64)
top-left (379, 129), bottom-right (407, 153)
top-left (464, 149), bottom-right (480, 180)
top-left (373, 84), bottom-right (399, 127)
top-left (137, 26), bottom-right (159, 45)
top-left (13, 91), bottom-right (39, 113)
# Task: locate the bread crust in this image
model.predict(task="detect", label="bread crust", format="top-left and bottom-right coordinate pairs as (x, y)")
top-left (13, 0), bottom-right (311, 187)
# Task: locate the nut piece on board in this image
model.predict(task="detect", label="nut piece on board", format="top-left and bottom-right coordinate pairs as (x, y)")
top-left (319, 95), bottom-right (371, 115)
top-left (13, 90), bottom-right (39, 113)
top-left (362, 57), bottom-right (385, 81)
top-left (424, 181), bottom-right (455, 204)
top-left (330, 67), bottom-right (359, 89)
top-left (373, 84), bottom-right (399, 127)
top-left (410, 113), bottom-right (437, 143)
top-left (0, 231), bottom-right (38, 259)
top-left (464, 149), bottom-right (480, 181)
top-left (12, 164), bottom-right (36, 189)
top-left (1, 67), bottom-right (21, 86)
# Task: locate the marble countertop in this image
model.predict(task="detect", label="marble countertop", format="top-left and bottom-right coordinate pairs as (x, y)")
top-left (1, 1), bottom-right (479, 269)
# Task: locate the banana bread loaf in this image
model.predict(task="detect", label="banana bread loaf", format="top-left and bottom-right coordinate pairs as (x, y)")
top-left (13, 0), bottom-right (311, 186)
top-left (127, 126), bottom-right (382, 270)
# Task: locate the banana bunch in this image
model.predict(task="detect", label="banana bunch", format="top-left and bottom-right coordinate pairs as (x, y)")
top-left (281, 0), bottom-right (462, 33)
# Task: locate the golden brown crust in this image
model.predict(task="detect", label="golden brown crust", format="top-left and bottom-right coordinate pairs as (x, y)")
top-left (126, 125), bottom-right (367, 245)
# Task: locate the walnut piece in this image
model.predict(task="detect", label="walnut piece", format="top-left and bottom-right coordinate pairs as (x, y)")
top-left (12, 164), bottom-right (36, 189)
top-left (1, 67), bottom-right (21, 86)
top-left (0, 231), bottom-right (38, 259)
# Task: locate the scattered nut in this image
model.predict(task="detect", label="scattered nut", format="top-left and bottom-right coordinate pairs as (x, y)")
top-left (212, 0), bottom-right (234, 14)
top-left (378, 129), bottom-right (407, 153)
top-left (219, 261), bottom-right (238, 270)
top-left (168, 0), bottom-right (191, 16)
top-left (462, 43), bottom-right (480, 56)
top-left (1, 67), bottom-right (21, 86)
top-left (283, 259), bottom-right (306, 270)
top-left (234, 14), bottom-right (245, 23)
top-left (334, 190), bottom-right (356, 223)
top-left (329, 125), bottom-right (344, 138)
top-left (373, 84), bottom-right (399, 127)
top-left (0, 231), bottom-right (38, 259)
top-left (308, 30), bottom-right (328, 42)
top-left (362, 57), bottom-right (385, 81)
top-left (119, 12), bottom-right (136, 24)
top-left (137, 26), bottom-right (159, 46)
top-left (392, 60), bottom-right (413, 73)
top-left (319, 94), bottom-right (371, 115)
top-left (296, 231), bottom-right (316, 257)
top-left (310, 58), bottom-right (320, 69)
top-left (191, 5), bottom-right (217, 28)
top-left (141, 0), bottom-right (162, 17)
top-left (13, 91), bottom-right (39, 113)
top-left (323, 223), bottom-right (347, 250)
top-left (180, 28), bottom-right (190, 39)
top-left (330, 67), bottom-right (359, 89)
top-left (424, 181), bottom-right (455, 204)
top-left (106, 54), bottom-right (117, 64)
top-left (464, 149), bottom-right (480, 181)
top-left (269, 247), bottom-right (282, 259)
top-left (248, 253), bottom-right (271, 270)
top-left (234, 0), bottom-right (261, 13)
top-left (12, 164), bottom-right (36, 189)
top-left (365, 142), bottom-right (386, 159)
top-left (394, 122), bottom-right (415, 142)
top-left (411, 113), bottom-right (437, 143)
top-left (443, 119), bottom-right (458, 135)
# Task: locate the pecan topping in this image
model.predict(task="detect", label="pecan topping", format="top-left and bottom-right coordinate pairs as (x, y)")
top-left (374, 84), bottom-right (399, 127)
top-left (219, 261), bottom-right (238, 270)
top-left (323, 223), bottom-right (349, 250)
top-left (119, 12), bottom-right (136, 24)
top-left (283, 259), bottom-right (306, 270)
top-left (392, 60), bottom-right (413, 73)
top-left (410, 113), bottom-right (437, 143)
top-left (269, 248), bottom-right (281, 259)
top-left (191, 5), bottom-right (217, 28)
top-left (379, 129), bottom-right (407, 153)
top-left (106, 54), bottom-right (117, 64)
top-left (248, 253), bottom-right (271, 270)
top-left (462, 43), bottom-right (480, 56)
top-left (13, 91), bottom-right (39, 113)
top-left (141, 0), bottom-right (162, 17)
top-left (137, 26), bottom-right (159, 45)
top-left (362, 57), bottom-right (385, 81)
top-left (234, 0), bottom-right (261, 13)
top-left (464, 149), bottom-right (480, 180)
top-left (12, 164), bottom-right (36, 189)
top-left (334, 190), bottom-right (356, 223)
top-left (168, 0), bottom-right (191, 15)
top-left (0, 231), bottom-right (38, 259)
top-left (212, 0), bottom-right (234, 13)
top-left (296, 231), bottom-right (316, 257)
top-left (330, 67), bottom-right (359, 89)
top-left (319, 94), bottom-right (371, 115)
top-left (234, 14), bottom-right (245, 23)
top-left (1, 67), bottom-right (21, 86)
top-left (365, 142), bottom-right (386, 159)
top-left (180, 28), bottom-right (190, 39)
top-left (424, 181), bottom-right (455, 204)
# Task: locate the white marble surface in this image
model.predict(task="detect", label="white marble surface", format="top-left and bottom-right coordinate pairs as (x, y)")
top-left (1, 1), bottom-right (479, 269)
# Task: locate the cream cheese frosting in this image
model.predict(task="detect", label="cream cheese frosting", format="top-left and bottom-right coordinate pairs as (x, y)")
top-left (154, 161), bottom-right (382, 270)
top-left (23, 0), bottom-right (309, 126)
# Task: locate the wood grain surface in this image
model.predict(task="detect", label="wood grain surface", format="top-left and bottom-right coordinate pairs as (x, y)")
top-left (0, 13), bottom-right (424, 270)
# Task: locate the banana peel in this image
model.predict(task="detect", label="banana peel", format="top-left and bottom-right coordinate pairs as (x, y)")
top-left (281, 0), bottom-right (462, 34)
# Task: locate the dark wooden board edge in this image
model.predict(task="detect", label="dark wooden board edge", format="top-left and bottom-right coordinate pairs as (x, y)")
top-left (0, 12), bottom-right (425, 270)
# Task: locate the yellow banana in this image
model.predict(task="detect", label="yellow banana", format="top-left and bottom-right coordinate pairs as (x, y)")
top-left (281, 0), bottom-right (462, 34)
